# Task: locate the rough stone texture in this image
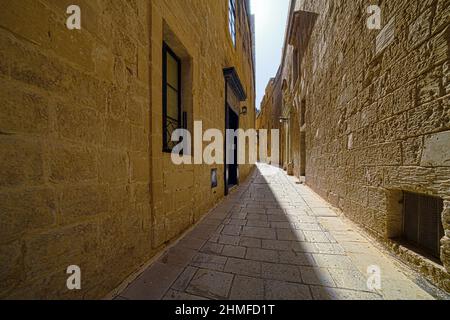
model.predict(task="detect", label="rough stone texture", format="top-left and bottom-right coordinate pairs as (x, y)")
top-left (259, 0), bottom-right (450, 292)
top-left (0, 0), bottom-right (255, 299)
top-left (115, 164), bottom-right (444, 300)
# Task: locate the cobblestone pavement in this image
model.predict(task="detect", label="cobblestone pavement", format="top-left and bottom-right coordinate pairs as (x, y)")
top-left (115, 163), bottom-right (438, 300)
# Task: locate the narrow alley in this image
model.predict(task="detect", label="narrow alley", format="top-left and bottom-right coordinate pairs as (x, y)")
top-left (1, 0), bottom-right (449, 304)
top-left (115, 163), bottom-right (440, 300)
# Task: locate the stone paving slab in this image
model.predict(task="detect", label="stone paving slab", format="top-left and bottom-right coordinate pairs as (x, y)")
top-left (116, 164), bottom-right (441, 300)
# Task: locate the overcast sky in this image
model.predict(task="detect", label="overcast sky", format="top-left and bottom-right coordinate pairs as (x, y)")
top-left (250, 0), bottom-right (290, 110)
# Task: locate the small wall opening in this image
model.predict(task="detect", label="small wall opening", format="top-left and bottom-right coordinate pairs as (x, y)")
top-left (401, 192), bottom-right (444, 262)
top-left (388, 191), bottom-right (445, 264)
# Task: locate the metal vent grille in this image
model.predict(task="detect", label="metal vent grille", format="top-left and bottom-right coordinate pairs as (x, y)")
top-left (403, 192), bottom-right (444, 260)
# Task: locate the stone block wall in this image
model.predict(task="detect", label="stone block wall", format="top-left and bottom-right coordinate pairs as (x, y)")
top-left (0, 0), bottom-right (255, 299)
top-left (285, 0), bottom-right (450, 290)
top-left (149, 0), bottom-right (256, 248)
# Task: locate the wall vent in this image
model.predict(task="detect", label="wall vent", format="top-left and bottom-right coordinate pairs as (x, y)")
top-left (402, 192), bottom-right (444, 261)
top-left (211, 169), bottom-right (218, 189)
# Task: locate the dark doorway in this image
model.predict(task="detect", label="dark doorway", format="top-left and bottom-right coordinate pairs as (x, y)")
top-left (226, 105), bottom-right (239, 191)
top-left (223, 68), bottom-right (246, 196)
top-left (300, 99), bottom-right (306, 177)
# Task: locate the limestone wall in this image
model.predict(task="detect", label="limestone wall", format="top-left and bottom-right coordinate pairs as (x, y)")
top-left (282, 0), bottom-right (450, 290)
top-left (0, 0), bottom-right (255, 299)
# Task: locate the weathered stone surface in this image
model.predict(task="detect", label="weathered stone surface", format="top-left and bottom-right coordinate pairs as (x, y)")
top-left (0, 188), bottom-right (56, 241)
top-left (222, 245), bottom-right (247, 259)
top-left (120, 262), bottom-right (184, 300)
top-left (229, 275), bottom-right (264, 300)
top-left (0, 136), bottom-right (45, 187)
top-left (246, 248), bottom-right (278, 263)
top-left (257, 0), bottom-right (450, 293)
top-left (186, 269), bottom-right (234, 300)
top-left (224, 258), bottom-right (262, 277)
top-left (114, 164), bottom-right (444, 300)
top-left (265, 280), bottom-right (312, 300)
top-left (421, 131), bottom-right (450, 166)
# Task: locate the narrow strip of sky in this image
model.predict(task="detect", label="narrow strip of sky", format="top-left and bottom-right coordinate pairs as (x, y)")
top-left (250, 0), bottom-right (290, 110)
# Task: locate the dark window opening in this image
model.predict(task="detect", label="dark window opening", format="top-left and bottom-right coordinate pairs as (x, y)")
top-left (162, 42), bottom-right (181, 152)
top-left (229, 0), bottom-right (236, 47)
top-left (293, 49), bottom-right (299, 83)
top-left (402, 192), bottom-right (444, 262)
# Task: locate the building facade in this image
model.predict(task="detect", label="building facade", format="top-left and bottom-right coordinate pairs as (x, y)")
top-left (264, 0), bottom-right (450, 291)
top-left (0, 0), bottom-right (255, 299)
top-left (256, 78), bottom-right (274, 163)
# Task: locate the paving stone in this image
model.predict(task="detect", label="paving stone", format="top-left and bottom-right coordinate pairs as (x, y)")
top-left (201, 218), bottom-right (224, 227)
top-left (247, 220), bottom-right (271, 228)
top-left (327, 268), bottom-right (370, 291)
top-left (246, 248), bottom-right (278, 263)
top-left (226, 219), bottom-right (247, 226)
top-left (230, 212), bottom-right (247, 220)
top-left (159, 247), bottom-right (198, 268)
top-left (222, 245), bottom-right (247, 258)
top-left (276, 229), bottom-right (306, 241)
top-left (178, 237), bottom-right (207, 250)
top-left (239, 237), bottom-right (262, 248)
top-left (163, 289), bottom-right (209, 300)
top-left (218, 235), bottom-right (240, 246)
top-left (295, 216), bottom-right (318, 223)
top-left (312, 254), bottom-right (357, 270)
top-left (200, 242), bottom-right (224, 255)
top-left (300, 267), bottom-right (336, 287)
top-left (278, 251), bottom-right (316, 266)
top-left (346, 252), bottom-right (405, 280)
top-left (190, 253), bottom-right (227, 271)
top-left (242, 227), bottom-right (277, 240)
top-left (247, 213), bottom-right (268, 221)
top-left (314, 243), bottom-right (346, 255)
top-left (317, 217), bottom-right (350, 231)
top-left (294, 222), bottom-right (322, 231)
top-left (265, 280), bottom-right (312, 300)
top-left (120, 262), bottom-right (184, 300)
top-left (208, 234), bottom-right (220, 243)
top-left (186, 269), bottom-right (234, 300)
top-left (284, 208), bottom-right (310, 216)
top-left (266, 209), bottom-right (285, 215)
top-left (310, 286), bottom-right (382, 300)
top-left (378, 279), bottom-right (434, 300)
top-left (224, 258), bottom-right (262, 277)
top-left (261, 262), bottom-right (302, 283)
top-left (291, 242), bottom-right (319, 253)
top-left (324, 231), bottom-right (337, 243)
top-left (310, 208), bottom-right (337, 217)
top-left (243, 207), bottom-right (266, 214)
top-left (262, 239), bottom-right (296, 251)
top-left (303, 231), bottom-right (331, 243)
top-left (267, 215), bottom-right (289, 222)
top-left (229, 276), bottom-right (265, 300)
top-left (171, 266), bottom-right (199, 291)
top-left (222, 225), bottom-right (242, 236)
top-left (116, 164), bottom-right (438, 301)
top-left (331, 231), bottom-right (368, 243)
top-left (339, 242), bottom-right (376, 254)
top-left (270, 222), bottom-right (293, 229)
top-left (208, 211), bottom-right (230, 220)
